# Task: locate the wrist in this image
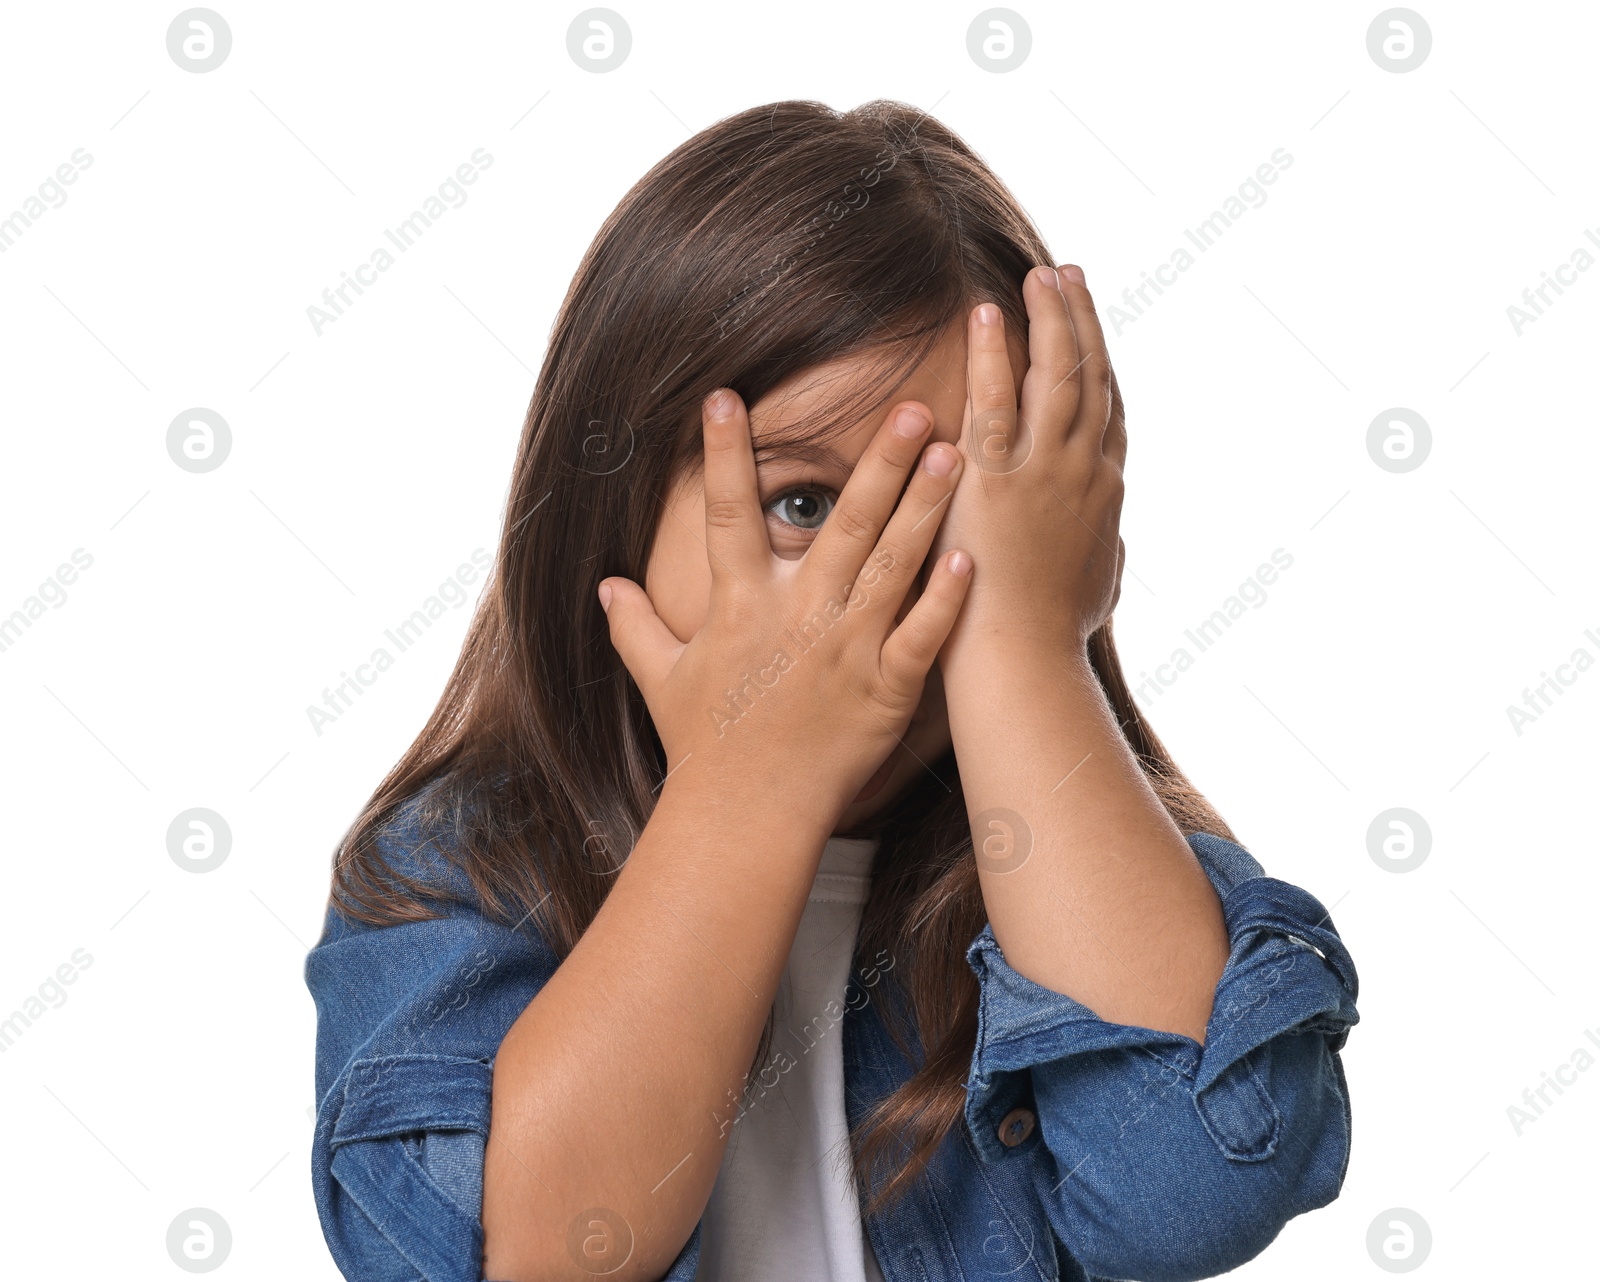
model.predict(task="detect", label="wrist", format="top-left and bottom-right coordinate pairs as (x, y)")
top-left (940, 612), bottom-right (1094, 678)
top-left (940, 628), bottom-right (1107, 723)
top-left (657, 746), bottom-right (840, 849)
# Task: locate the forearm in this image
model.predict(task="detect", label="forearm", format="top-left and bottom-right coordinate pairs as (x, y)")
top-left (482, 758), bottom-right (832, 1280)
top-left (943, 638), bottom-right (1229, 1042)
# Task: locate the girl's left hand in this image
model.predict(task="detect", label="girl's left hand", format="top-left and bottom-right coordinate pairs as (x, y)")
top-left (929, 264), bottom-right (1127, 661)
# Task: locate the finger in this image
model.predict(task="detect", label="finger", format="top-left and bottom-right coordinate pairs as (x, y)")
top-left (849, 438), bottom-right (965, 620)
top-left (1105, 363), bottom-right (1128, 471)
top-left (698, 389), bottom-right (769, 588)
top-left (966, 301), bottom-right (1019, 471)
top-left (1056, 265), bottom-right (1113, 449)
top-left (1019, 265), bottom-right (1083, 441)
top-left (880, 549), bottom-right (974, 693)
top-left (802, 401), bottom-right (933, 587)
top-left (597, 577), bottom-right (681, 698)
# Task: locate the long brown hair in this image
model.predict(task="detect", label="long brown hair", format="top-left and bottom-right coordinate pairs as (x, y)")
top-left (327, 98), bottom-right (1234, 1218)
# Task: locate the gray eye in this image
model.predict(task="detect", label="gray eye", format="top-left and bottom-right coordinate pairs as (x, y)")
top-left (768, 488), bottom-right (836, 530)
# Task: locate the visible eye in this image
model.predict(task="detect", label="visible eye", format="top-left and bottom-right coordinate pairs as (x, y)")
top-left (765, 485), bottom-right (836, 531)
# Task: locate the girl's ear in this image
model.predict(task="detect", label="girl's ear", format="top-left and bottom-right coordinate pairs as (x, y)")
top-left (597, 577), bottom-right (680, 699)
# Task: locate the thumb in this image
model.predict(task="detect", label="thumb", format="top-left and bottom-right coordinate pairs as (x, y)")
top-left (597, 577), bottom-right (680, 695)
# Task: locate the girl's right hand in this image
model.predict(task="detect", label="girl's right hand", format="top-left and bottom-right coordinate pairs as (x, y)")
top-left (598, 388), bottom-right (972, 824)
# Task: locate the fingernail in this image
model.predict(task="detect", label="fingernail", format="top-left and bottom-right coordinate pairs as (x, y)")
top-left (946, 549), bottom-right (972, 577)
top-left (976, 303), bottom-right (1001, 326)
top-left (598, 582), bottom-right (613, 611)
top-left (1060, 264), bottom-right (1085, 285)
top-left (923, 443), bottom-right (957, 476)
top-left (704, 389), bottom-right (736, 420)
top-left (1034, 265), bottom-right (1059, 289)
top-left (893, 406), bottom-right (930, 438)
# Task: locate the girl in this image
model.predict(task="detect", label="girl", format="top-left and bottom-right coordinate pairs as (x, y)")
top-left (306, 100), bottom-right (1357, 1282)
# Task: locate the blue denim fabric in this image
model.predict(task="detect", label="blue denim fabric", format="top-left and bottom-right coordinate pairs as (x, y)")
top-left (306, 793), bottom-right (1357, 1282)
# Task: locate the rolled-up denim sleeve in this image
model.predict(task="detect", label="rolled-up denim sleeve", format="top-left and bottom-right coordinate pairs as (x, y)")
top-left (304, 808), bottom-right (706, 1282)
top-left (962, 832), bottom-right (1358, 1282)
top-left (308, 903), bottom-right (535, 1282)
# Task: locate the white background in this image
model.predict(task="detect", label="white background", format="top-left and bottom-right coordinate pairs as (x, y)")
top-left (1, 1), bottom-right (1595, 1277)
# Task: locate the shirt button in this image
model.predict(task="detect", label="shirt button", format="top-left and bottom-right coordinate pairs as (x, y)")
top-left (998, 1107), bottom-right (1035, 1148)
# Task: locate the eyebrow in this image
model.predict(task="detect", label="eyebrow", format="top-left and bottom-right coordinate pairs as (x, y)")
top-left (750, 437), bottom-right (854, 473)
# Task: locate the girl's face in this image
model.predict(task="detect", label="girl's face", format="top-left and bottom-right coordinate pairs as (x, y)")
top-left (645, 315), bottom-right (1026, 833)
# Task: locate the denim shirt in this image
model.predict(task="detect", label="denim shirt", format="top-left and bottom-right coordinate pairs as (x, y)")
top-left (305, 789), bottom-right (1358, 1282)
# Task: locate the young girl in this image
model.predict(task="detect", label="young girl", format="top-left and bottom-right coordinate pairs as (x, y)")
top-left (306, 100), bottom-right (1358, 1282)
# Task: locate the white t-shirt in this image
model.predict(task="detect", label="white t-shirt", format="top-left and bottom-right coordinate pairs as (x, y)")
top-left (695, 835), bottom-right (888, 1282)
